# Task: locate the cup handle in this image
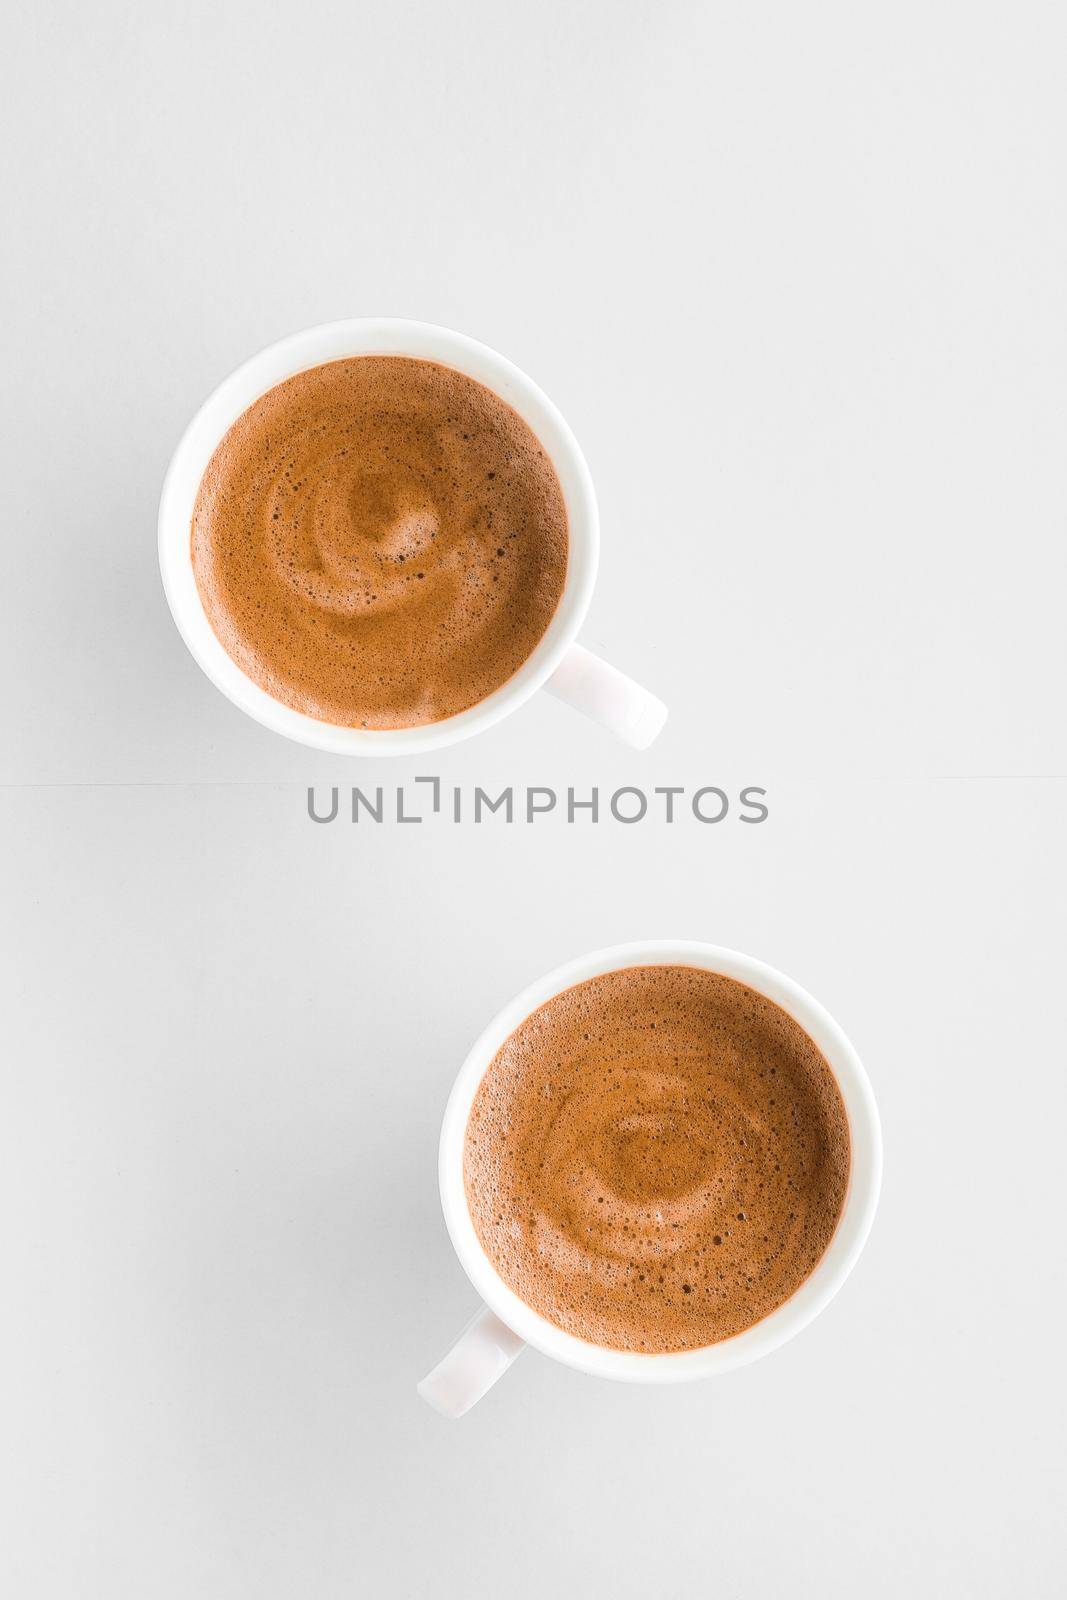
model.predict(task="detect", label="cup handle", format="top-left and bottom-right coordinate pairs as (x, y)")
top-left (544, 642), bottom-right (668, 749)
top-left (417, 1306), bottom-right (525, 1418)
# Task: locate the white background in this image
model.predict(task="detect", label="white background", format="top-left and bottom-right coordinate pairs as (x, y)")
top-left (2, 3), bottom-right (1065, 1596)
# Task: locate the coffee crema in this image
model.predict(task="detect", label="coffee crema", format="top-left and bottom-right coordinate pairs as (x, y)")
top-left (464, 966), bottom-right (850, 1353)
top-left (191, 357), bottom-right (568, 728)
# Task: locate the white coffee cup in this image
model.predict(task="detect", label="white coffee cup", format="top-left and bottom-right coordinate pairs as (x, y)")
top-left (419, 940), bottom-right (882, 1417)
top-left (158, 318), bottom-right (667, 755)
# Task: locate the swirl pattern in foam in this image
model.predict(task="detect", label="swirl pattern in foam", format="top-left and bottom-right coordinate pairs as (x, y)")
top-left (191, 357), bottom-right (568, 727)
top-left (464, 966), bottom-right (851, 1353)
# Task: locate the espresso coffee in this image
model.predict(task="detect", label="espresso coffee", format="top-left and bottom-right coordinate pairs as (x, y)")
top-left (191, 357), bottom-right (568, 728)
top-left (464, 966), bottom-right (850, 1353)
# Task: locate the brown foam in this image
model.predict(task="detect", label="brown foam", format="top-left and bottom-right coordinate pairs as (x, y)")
top-left (191, 356), bottom-right (568, 727)
top-left (464, 966), bottom-right (851, 1353)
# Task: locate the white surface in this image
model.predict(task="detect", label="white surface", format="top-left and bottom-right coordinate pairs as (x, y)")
top-left (2, 2), bottom-right (1066, 1597)
top-left (3, 782), bottom-right (1065, 1597)
top-left (2, 0), bottom-right (1065, 787)
top-left (432, 940), bottom-right (881, 1393)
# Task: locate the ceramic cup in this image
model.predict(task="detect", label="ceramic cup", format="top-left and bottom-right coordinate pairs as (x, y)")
top-left (159, 318), bottom-right (668, 756)
top-left (419, 940), bottom-right (881, 1417)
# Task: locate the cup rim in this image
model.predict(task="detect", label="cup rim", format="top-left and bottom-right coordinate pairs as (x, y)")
top-left (157, 317), bottom-right (599, 755)
top-left (438, 940), bottom-right (883, 1383)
